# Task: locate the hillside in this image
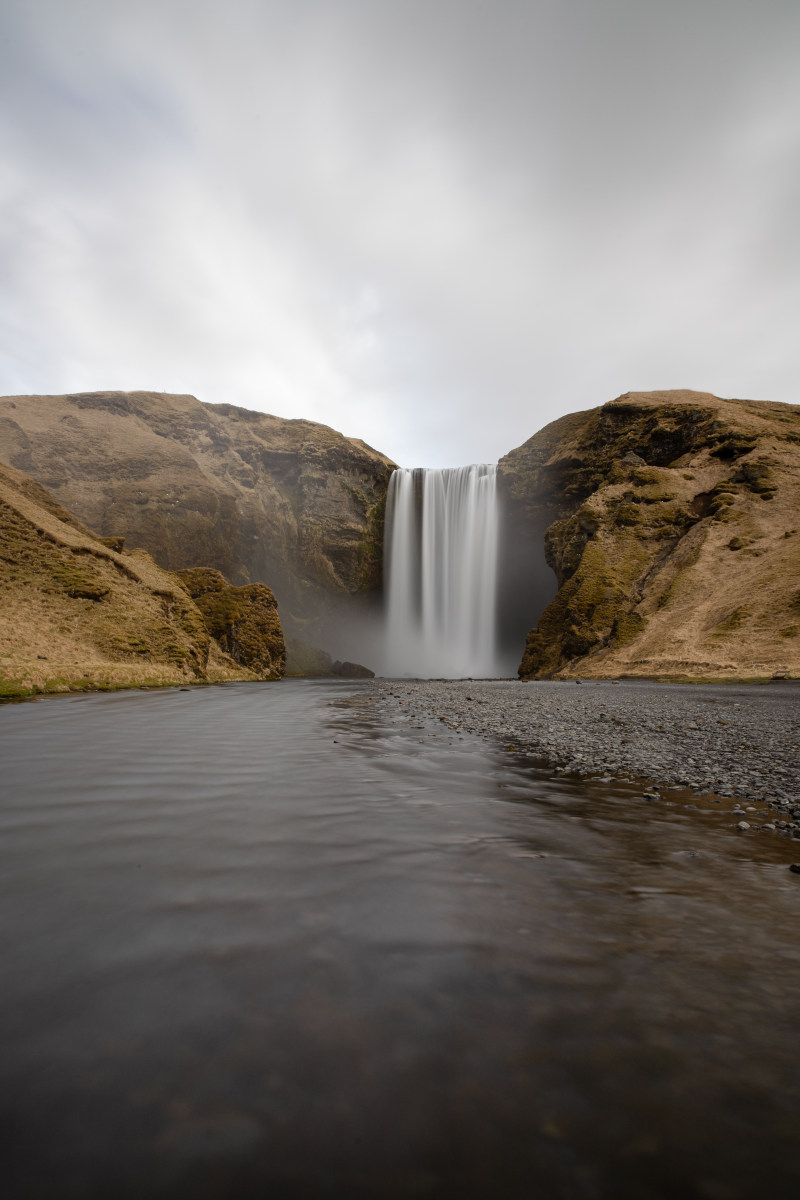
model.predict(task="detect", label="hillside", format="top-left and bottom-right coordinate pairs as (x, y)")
top-left (500, 390), bottom-right (800, 679)
top-left (0, 391), bottom-right (396, 644)
top-left (0, 459), bottom-right (283, 697)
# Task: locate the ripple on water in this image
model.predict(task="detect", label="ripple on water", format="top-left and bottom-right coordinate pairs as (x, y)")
top-left (1, 680), bottom-right (800, 1199)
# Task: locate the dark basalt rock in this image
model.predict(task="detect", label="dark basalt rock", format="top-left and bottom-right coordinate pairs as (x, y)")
top-left (331, 660), bottom-right (375, 679)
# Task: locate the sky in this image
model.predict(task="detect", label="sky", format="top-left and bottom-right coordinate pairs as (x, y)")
top-left (1, 1), bottom-right (798, 468)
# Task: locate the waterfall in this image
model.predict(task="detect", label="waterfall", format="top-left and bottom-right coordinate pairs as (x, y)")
top-left (383, 465), bottom-right (501, 678)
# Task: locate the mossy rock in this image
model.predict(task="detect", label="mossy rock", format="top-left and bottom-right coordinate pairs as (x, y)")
top-left (48, 560), bottom-right (110, 601)
top-left (735, 460), bottom-right (777, 497)
top-left (711, 480), bottom-right (739, 496)
top-left (614, 503), bottom-right (642, 527)
top-left (176, 567), bottom-right (286, 679)
top-left (709, 493), bottom-right (736, 516)
top-left (610, 610), bottom-right (647, 647)
top-left (711, 435), bottom-right (758, 460)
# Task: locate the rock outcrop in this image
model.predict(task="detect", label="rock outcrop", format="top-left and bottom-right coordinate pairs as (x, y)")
top-left (0, 459), bottom-right (278, 697)
top-left (500, 390), bottom-right (800, 679)
top-left (0, 391), bottom-right (396, 645)
top-left (176, 568), bottom-right (286, 680)
top-left (283, 640), bottom-right (375, 678)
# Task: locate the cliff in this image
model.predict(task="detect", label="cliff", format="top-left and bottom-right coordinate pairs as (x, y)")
top-left (0, 391), bottom-right (396, 644)
top-left (500, 390), bottom-right (800, 680)
top-left (0, 460), bottom-right (284, 697)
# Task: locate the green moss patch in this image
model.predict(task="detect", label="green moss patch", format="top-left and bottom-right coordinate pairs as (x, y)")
top-left (711, 607), bottom-right (750, 637)
top-left (177, 568), bottom-right (285, 679)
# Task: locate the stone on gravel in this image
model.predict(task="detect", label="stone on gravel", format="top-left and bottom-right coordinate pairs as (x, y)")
top-left (374, 678), bottom-right (799, 819)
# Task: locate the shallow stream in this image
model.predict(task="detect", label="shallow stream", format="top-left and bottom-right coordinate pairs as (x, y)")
top-left (2, 680), bottom-right (800, 1199)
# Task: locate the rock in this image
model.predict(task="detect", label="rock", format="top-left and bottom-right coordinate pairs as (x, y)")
top-left (0, 390), bottom-right (395, 643)
top-left (176, 567), bottom-right (285, 680)
top-left (790, 864), bottom-right (800, 875)
top-left (736, 821), bottom-right (751, 831)
top-left (499, 390), bottom-right (800, 681)
top-left (284, 641), bottom-right (335, 677)
top-left (331, 660), bottom-right (375, 679)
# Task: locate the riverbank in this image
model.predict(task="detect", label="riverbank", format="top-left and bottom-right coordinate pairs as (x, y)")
top-left (374, 677), bottom-right (800, 823)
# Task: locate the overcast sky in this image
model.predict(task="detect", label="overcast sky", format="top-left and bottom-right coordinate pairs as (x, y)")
top-left (1, 1), bottom-right (798, 467)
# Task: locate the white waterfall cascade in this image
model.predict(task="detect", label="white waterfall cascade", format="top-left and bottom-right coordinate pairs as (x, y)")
top-left (383, 464), bottom-right (501, 678)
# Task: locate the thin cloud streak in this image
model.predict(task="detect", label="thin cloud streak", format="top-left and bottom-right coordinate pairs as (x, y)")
top-left (1, 0), bottom-right (798, 468)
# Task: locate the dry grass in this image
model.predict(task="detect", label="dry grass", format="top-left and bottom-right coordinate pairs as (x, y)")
top-left (0, 460), bottom-right (260, 698)
top-left (510, 391), bottom-right (800, 680)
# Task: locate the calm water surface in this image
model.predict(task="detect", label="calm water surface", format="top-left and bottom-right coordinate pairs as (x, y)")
top-left (1, 680), bottom-right (800, 1199)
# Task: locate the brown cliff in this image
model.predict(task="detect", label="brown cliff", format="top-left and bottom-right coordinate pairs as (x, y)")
top-left (500, 390), bottom-right (800, 679)
top-left (0, 460), bottom-right (282, 697)
top-left (0, 391), bottom-right (396, 644)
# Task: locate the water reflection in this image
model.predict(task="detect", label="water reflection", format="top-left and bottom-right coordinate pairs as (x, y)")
top-left (0, 680), bottom-right (799, 1198)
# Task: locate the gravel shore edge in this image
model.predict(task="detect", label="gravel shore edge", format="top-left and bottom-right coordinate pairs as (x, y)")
top-left (373, 677), bottom-right (800, 833)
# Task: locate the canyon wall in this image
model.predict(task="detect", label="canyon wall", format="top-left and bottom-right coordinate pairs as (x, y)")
top-left (500, 390), bottom-right (800, 679)
top-left (4, 386), bottom-right (799, 682)
top-left (0, 391), bottom-right (395, 645)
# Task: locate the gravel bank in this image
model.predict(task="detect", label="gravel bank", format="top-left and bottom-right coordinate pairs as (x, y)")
top-left (373, 677), bottom-right (800, 821)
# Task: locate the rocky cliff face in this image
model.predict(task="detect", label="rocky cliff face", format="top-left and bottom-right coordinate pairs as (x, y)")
top-left (500, 390), bottom-right (800, 679)
top-left (0, 459), bottom-right (279, 697)
top-left (0, 391), bottom-right (395, 644)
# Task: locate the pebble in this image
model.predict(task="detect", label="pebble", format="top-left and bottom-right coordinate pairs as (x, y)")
top-left (374, 678), bottom-right (799, 818)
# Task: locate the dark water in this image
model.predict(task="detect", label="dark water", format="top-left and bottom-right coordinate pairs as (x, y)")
top-left (2, 680), bottom-right (800, 1200)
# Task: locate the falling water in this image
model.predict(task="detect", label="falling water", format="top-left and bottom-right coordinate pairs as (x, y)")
top-left (383, 465), bottom-right (501, 678)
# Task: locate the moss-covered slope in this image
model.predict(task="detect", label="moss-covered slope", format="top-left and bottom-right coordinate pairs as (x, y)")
top-left (0, 460), bottom-right (277, 697)
top-left (0, 391), bottom-right (396, 642)
top-left (500, 390), bottom-right (800, 679)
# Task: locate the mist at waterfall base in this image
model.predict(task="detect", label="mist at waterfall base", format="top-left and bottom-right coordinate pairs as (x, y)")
top-left (380, 465), bottom-right (554, 679)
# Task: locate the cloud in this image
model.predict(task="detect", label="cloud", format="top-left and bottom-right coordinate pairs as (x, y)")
top-left (1, 0), bottom-right (798, 467)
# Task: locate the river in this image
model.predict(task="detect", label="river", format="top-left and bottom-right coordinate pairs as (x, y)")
top-left (2, 680), bottom-right (800, 1199)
